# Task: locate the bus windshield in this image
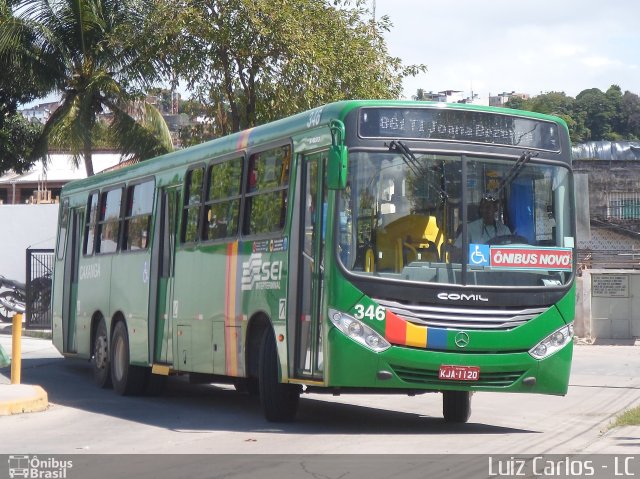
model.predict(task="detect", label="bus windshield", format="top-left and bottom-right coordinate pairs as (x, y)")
top-left (338, 150), bottom-right (574, 287)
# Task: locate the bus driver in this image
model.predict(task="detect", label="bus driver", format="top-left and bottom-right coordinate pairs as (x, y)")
top-left (456, 197), bottom-right (511, 246)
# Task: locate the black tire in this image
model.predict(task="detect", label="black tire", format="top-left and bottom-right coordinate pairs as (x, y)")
top-left (442, 390), bottom-right (472, 423)
top-left (0, 291), bottom-right (16, 322)
top-left (92, 318), bottom-right (112, 389)
top-left (110, 321), bottom-right (146, 395)
top-left (258, 328), bottom-right (300, 422)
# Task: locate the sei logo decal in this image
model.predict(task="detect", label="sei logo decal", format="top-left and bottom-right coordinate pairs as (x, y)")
top-left (241, 253), bottom-right (284, 291)
top-left (353, 304), bottom-right (385, 321)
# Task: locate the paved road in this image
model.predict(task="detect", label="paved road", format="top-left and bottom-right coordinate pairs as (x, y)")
top-left (1, 334), bottom-right (639, 454)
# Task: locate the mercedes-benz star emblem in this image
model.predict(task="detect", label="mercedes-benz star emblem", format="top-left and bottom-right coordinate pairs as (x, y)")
top-left (454, 331), bottom-right (470, 348)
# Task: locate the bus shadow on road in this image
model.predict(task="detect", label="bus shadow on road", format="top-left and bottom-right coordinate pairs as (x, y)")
top-left (7, 357), bottom-right (537, 436)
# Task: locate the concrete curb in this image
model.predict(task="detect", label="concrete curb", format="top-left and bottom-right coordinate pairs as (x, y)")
top-left (0, 384), bottom-right (49, 416)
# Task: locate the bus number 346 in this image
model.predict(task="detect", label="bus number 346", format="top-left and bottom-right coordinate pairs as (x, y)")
top-left (353, 304), bottom-right (385, 321)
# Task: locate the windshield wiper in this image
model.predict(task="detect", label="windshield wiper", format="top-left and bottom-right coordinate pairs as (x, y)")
top-left (386, 140), bottom-right (448, 200)
top-left (484, 150), bottom-right (538, 201)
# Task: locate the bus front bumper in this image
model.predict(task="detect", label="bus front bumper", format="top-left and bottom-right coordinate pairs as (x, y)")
top-left (323, 328), bottom-right (573, 396)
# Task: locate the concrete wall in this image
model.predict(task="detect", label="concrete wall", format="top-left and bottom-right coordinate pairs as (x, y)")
top-left (0, 204), bottom-right (59, 283)
top-left (573, 160), bottom-right (640, 224)
top-left (577, 269), bottom-right (640, 340)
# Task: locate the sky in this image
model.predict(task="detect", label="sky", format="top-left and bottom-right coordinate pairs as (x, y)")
top-left (374, 0), bottom-right (639, 100)
top-left (24, 0), bottom-right (639, 107)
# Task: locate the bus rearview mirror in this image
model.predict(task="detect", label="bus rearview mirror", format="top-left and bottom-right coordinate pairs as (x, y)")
top-left (328, 120), bottom-right (347, 190)
top-left (327, 144), bottom-right (347, 190)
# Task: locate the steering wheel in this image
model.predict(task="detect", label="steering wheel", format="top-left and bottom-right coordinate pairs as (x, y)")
top-left (487, 234), bottom-right (529, 245)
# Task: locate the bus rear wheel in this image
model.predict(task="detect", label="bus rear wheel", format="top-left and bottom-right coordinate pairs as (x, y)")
top-left (442, 390), bottom-right (472, 423)
top-left (92, 318), bottom-right (112, 388)
top-left (258, 328), bottom-right (300, 422)
top-left (110, 321), bottom-right (146, 396)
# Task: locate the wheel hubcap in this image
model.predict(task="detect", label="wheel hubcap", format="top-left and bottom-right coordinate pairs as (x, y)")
top-left (95, 335), bottom-right (108, 369)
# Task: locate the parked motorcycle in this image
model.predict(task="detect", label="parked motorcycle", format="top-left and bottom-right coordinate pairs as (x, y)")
top-left (0, 276), bottom-right (26, 322)
top-left (0, 275), bottom-right (52, 323)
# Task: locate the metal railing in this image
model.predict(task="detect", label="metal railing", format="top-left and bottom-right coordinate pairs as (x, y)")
top-left (578, 248), bottom-right (640, 272)
top-left (25, 248), bottom-right (54, 330)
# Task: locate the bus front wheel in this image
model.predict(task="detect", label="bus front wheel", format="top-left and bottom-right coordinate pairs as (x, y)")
top-left (110, 321), bottom-right (146, 396)
top-left (92, 318), bottom-right (112, 389)
top-left (442, 390), bottom-right (472, 423)
top-left (258, 328), bottom-right (300, 422)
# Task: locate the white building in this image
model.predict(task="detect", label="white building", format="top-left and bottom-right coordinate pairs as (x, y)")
top-left (0, 152), bottom-right (124, 205)
top-left (421, 90), bottom-right (489, 105)
top-left (489, 91), bottom-right (530, 108)
top-left (19, 101), bottom-right (61, 124)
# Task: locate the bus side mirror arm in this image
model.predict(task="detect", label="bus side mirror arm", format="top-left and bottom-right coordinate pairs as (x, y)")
top-left (328, 120), bottom-right (348, 190)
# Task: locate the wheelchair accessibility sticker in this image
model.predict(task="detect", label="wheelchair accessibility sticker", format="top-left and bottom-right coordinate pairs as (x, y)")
top-left (469, 244), bottom-right (490, 267)
top-left (469, 244), bottom-right (573, 271)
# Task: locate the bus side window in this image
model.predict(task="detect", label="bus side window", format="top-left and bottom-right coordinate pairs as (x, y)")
top-left (83, 192), bottom-right (99, 256)
top-left (244, 145), bottom-right (291, 235)
top-left (203, 158), bottom-right (242, 241)
top-left (123, 180), bottom-right (154, 251)
top-left (182, 167), bottom-right (205, 243)
top-left (96, 187), bottom-right (123, 254)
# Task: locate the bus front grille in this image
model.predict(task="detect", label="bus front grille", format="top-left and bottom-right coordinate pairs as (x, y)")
top-left (390, 365), bottom-right (524, 387)
top-left (375, 298), bottom-right (549, 331)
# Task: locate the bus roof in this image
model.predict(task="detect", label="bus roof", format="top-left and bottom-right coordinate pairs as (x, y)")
top-left (60, 99), bottom-right (569, 195)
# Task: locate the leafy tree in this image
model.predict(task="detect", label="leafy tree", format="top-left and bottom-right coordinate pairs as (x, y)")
top-left (0, 114), bottom-right (43, 174)
top-left (49, 119), bottom-right (117, 151)
top-left (151, 0), bottom-right (426, 135)
top-left (620, 91), bottom-right (640, 140)
top-left (604, 85), bottom-right (624, 141)
top-left (502, 87), bottom-right (640, 142)
top-left (504, 96), bottom-right (527, 111)
top-left (0, 0), bottom-right (48, 173)
top-left (529, 92), bottom-right (574, 117)
top-left (563, 110), bottom-right (590, 143)
top-left (413, 89), bottom-right (428, 101)
top-left (575, 87), bottom-right (616, 141)
top-left (0, 0), bottom-right (173, 176)
top-left (178, 122), bottom-right (218, 148)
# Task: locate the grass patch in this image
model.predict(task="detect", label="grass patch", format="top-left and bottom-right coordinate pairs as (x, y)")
top-left (609, 405), bottom-right (640, 429)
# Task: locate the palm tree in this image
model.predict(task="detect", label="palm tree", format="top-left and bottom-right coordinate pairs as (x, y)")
top-left (0, 0), bottom-right (172, 176)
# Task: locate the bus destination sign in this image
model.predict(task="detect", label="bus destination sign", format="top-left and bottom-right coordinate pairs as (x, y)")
top-left (358, 107), bottom-right (560, 151)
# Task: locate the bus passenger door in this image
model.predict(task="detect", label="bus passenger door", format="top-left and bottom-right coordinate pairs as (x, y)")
top-left (61, 208), bottom-right (83, 353)
top-left (149, 186), bottom-right (179, 364)
top-left (294, 152), bottom-right (326, 380)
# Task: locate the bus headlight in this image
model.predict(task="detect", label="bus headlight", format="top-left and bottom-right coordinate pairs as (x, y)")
top-left (529, 323), bottom-right (574, 360)
top-left (329, 308), bottom-right (391, 352)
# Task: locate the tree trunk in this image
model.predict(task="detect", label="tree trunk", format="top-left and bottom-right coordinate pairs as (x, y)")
top-left (83, 138), bottom-right (94, 177)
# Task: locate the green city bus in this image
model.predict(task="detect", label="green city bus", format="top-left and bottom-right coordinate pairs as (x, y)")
top-left (52, 100), bottom-right (575, 423)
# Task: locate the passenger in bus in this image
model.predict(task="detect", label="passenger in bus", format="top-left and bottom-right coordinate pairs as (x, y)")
top-left (455, 197), bottom-right (511, 246)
